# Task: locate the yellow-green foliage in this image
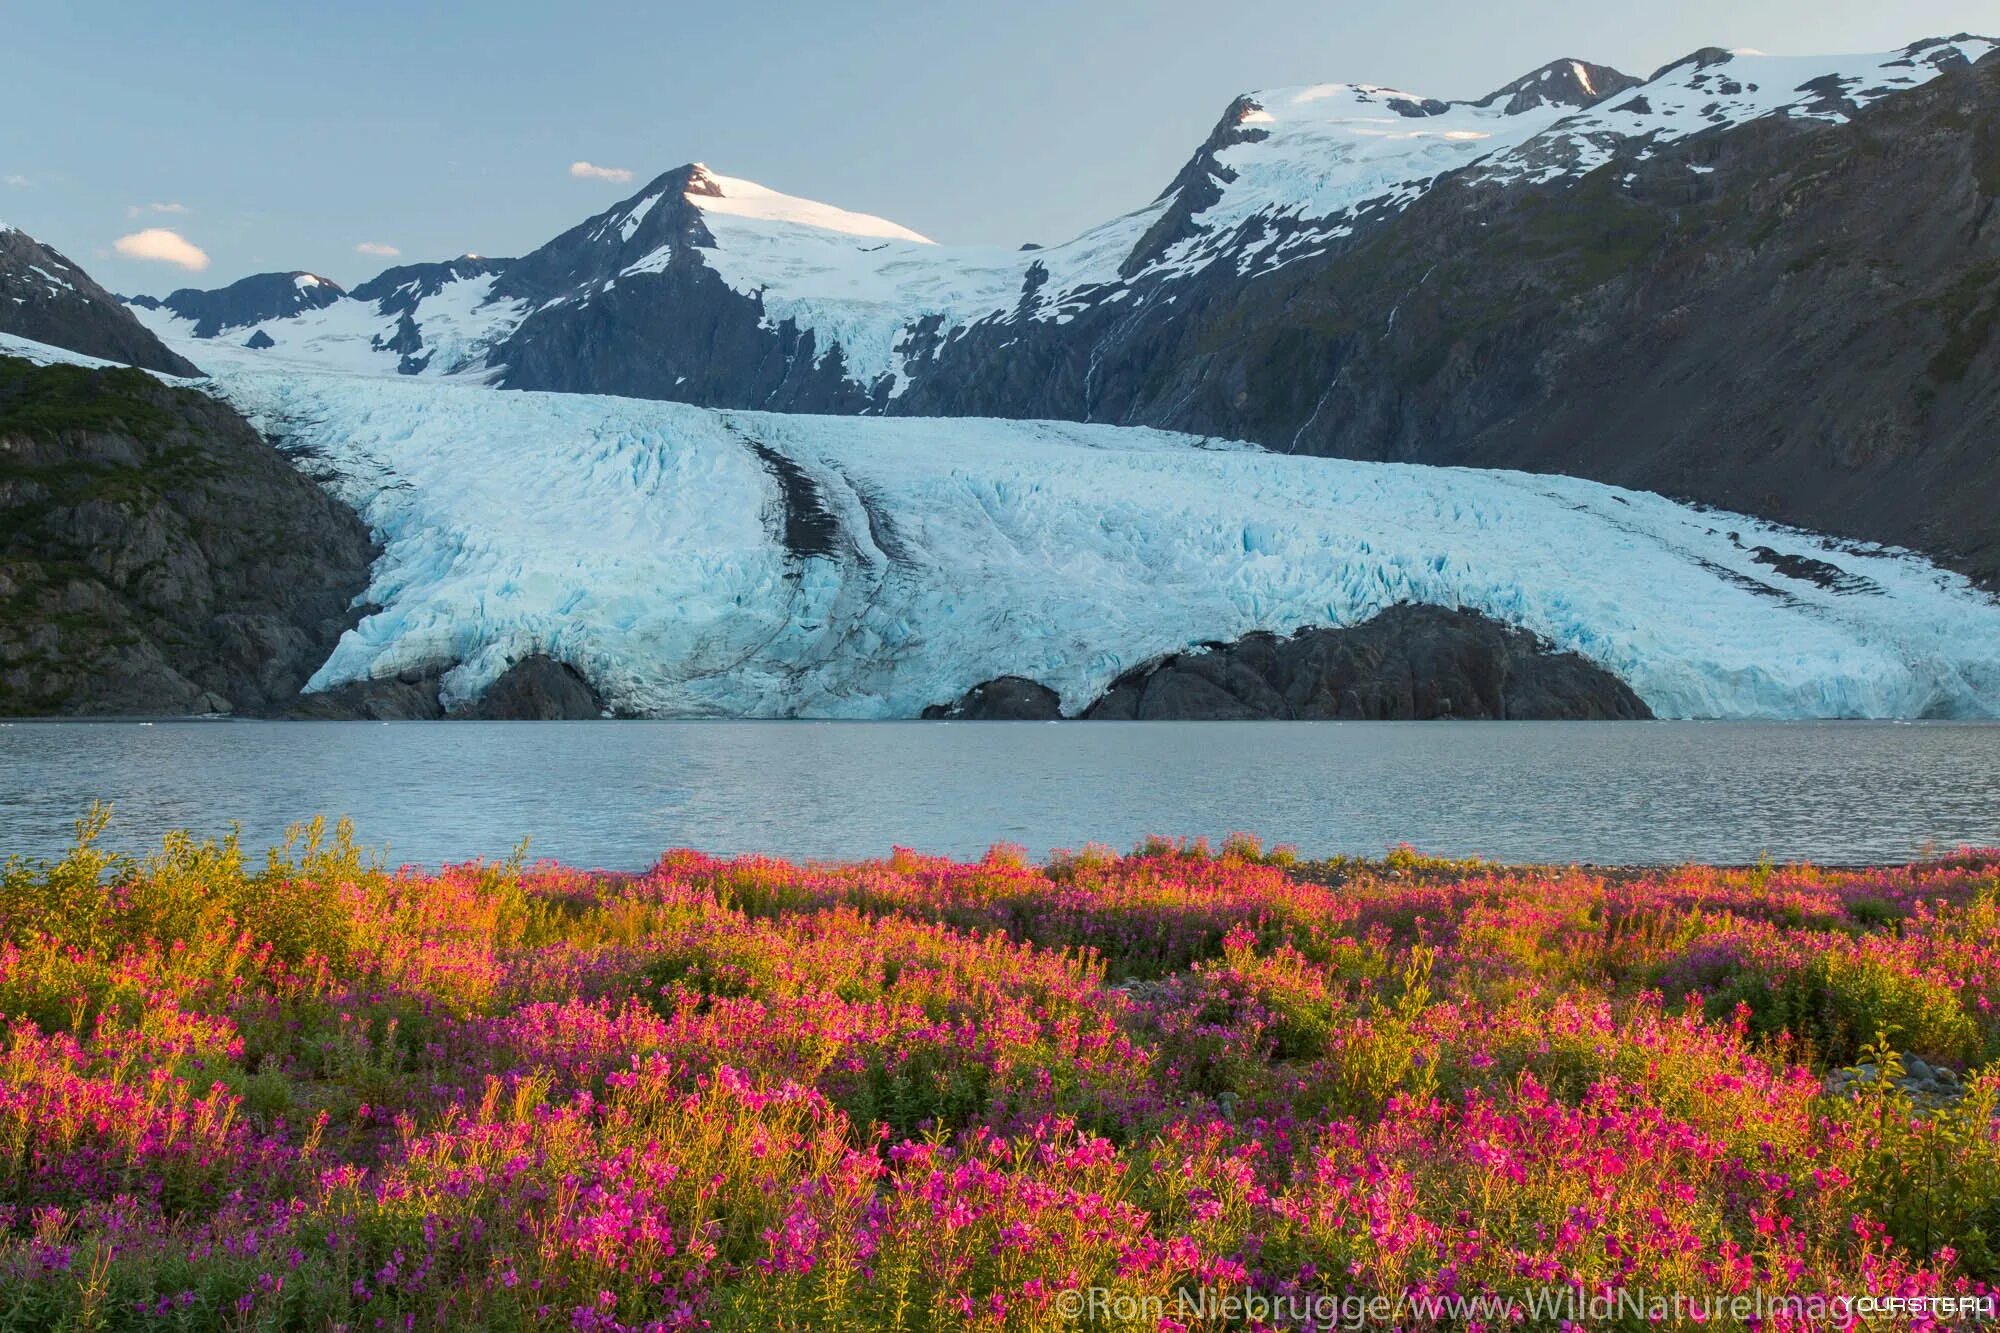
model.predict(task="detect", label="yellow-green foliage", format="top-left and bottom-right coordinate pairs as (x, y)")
top-left (1, 817), bottom-right (1999, 1328)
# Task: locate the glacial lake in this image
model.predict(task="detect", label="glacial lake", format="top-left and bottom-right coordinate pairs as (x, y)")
top-left (1, 720), bottom-right (1997, 869)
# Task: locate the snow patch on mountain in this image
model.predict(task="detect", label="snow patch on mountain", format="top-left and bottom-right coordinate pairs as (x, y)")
top-left (0, 329), bottom-right (126, 369)
top-left (130, 268), bottom-right (525, 380)
top-left (1152, 86), bottom-right (1575, 278)
top-left (200, 364), bottom-right (2000, 721)
top-left (695, 170), bottom-right (934, 242)
top-left (1474, 37), bottom-right (1999, 186)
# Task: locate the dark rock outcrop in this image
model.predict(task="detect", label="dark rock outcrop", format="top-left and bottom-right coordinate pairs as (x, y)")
top-left (1470, 58), bottom-right (1641, 114)
top-left (135, 270), bottom-right (345, 339)
top-left (0, 355), bottom-right (375, 715)
top-left (350, 255), bottom-right (511, 317)
top-left (283, 655), bottom-right (604, 720)
top-left (922, 676), bottom-right (1064, 720)
top-left (281, 668), bottom-right (447, 720)
top-left (1085, 607), bottom-right (1651, 720)
top-left (0, 227), bottom-right (201, 376)
top-left (926, 606), bottom-right (1651, 721)
top-left (461, 655), bottom-right (603, 719)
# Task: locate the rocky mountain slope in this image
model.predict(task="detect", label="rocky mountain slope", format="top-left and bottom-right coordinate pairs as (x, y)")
top-left (124, 36), bottom-right (2000, 586)
top-left (125, 270), bottom-right (345, 340)
top-left (922, 39), bottom-right (2000, 587)
top-left (1, 226), bottom-right (200, 376)
top-left (0, 345), bottom-right (372, 715)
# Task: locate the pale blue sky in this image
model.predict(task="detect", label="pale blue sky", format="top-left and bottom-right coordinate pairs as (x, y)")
top-left (3, 0), bottom-right (1993, 294)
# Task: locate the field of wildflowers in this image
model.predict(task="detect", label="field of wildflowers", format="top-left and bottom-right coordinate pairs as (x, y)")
top-left (3, 808), bottom-right (2000, 1330)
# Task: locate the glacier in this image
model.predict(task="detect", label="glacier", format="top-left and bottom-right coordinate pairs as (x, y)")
top-left (186, 361), bottom-right (2000, 721)
top-left (7, 327), bottom-right (1996, 721)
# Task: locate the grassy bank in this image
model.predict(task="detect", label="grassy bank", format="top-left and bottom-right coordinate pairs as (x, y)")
top-left (2, 811), bottom-right (1998, 1328)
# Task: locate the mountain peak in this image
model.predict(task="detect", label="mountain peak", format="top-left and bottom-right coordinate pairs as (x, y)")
top-left (1647, 47), bottom-right (1738, 81)
top-left (349, 253), bottom-right (511, 316)
top-left (0, 224), bottom-right (202, 375)
top-left (676, 166), bottom-right (933, 244)
top-left (1473, 58), bottom-right (1641, 113)
top-left (148, 270), bottom-right (348, 339)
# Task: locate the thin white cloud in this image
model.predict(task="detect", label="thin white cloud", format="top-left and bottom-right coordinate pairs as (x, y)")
top-left (355, 241), bottom-right (401, 257)
top-left (124, 201), bottom-right (191, 218)
top-left (570, 160), bottom-right (633, 184)
top-left (113, 227), bottom-right (210, 271)
top-left (3, 175), bottom-right (30, 188)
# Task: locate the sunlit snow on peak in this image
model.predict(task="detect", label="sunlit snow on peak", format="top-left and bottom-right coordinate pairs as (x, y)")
top-left (691, 169), bottom-right (935, 244)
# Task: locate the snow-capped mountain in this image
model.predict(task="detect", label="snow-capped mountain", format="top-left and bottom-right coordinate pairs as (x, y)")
top-left (96, 31), bottom-right (2000, 619)
top-left (130, 259), bottom-right (521, 380)
top-left (200, 358), bottom-right (2000, 721)
top-left (1, 224), bottom-right (200, 376)
top-left (126, 269), bottom-right (347, 341)
top-left (131, 36), bottom-right (1994, 405)
top-left (515, 34), bottom-right (1981, 402)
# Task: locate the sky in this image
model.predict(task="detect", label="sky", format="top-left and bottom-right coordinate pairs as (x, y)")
top-left (3, 0), bottom-right (1994, 295)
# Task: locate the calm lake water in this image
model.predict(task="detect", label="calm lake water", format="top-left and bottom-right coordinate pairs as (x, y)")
top-left (1, 720), bottom-right (1997, 869)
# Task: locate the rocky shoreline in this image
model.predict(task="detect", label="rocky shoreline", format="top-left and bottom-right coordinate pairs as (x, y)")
top-left (923, 605), bottom-right (1652, 721)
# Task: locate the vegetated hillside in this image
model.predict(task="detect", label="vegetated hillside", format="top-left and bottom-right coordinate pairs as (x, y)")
top-left (0, 354), bottom-right (373, 714)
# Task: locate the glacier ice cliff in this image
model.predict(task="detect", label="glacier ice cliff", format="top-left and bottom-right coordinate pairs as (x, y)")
top-left (204, 366), bottom-right (2000, 721)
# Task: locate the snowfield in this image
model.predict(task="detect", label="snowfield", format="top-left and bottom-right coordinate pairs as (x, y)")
top-left (191, 364), bottom-right (2000, 721)
top-left (129, 269), bottom-right (524, 381)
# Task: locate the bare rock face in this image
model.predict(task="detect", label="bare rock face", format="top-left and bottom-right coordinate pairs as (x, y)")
top-left (922, 676), bottom-right (1064, 720)
top-left (924, 605), bottom-right (1652, 722)
top-left (0, 355), bottom-right (374, 715)
top-left (1085, 606), bottom-right (1651, 720)
top-left (461, 655), bottom-right (603, 719)
top-left (0, 227), bottom-right (201, 376)
top-left (280, 669), bottom-right (447, 721)
top-left (131, 271), bottom-right (345, 339)
top-left (284, 656), bottom-right (603, 721)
